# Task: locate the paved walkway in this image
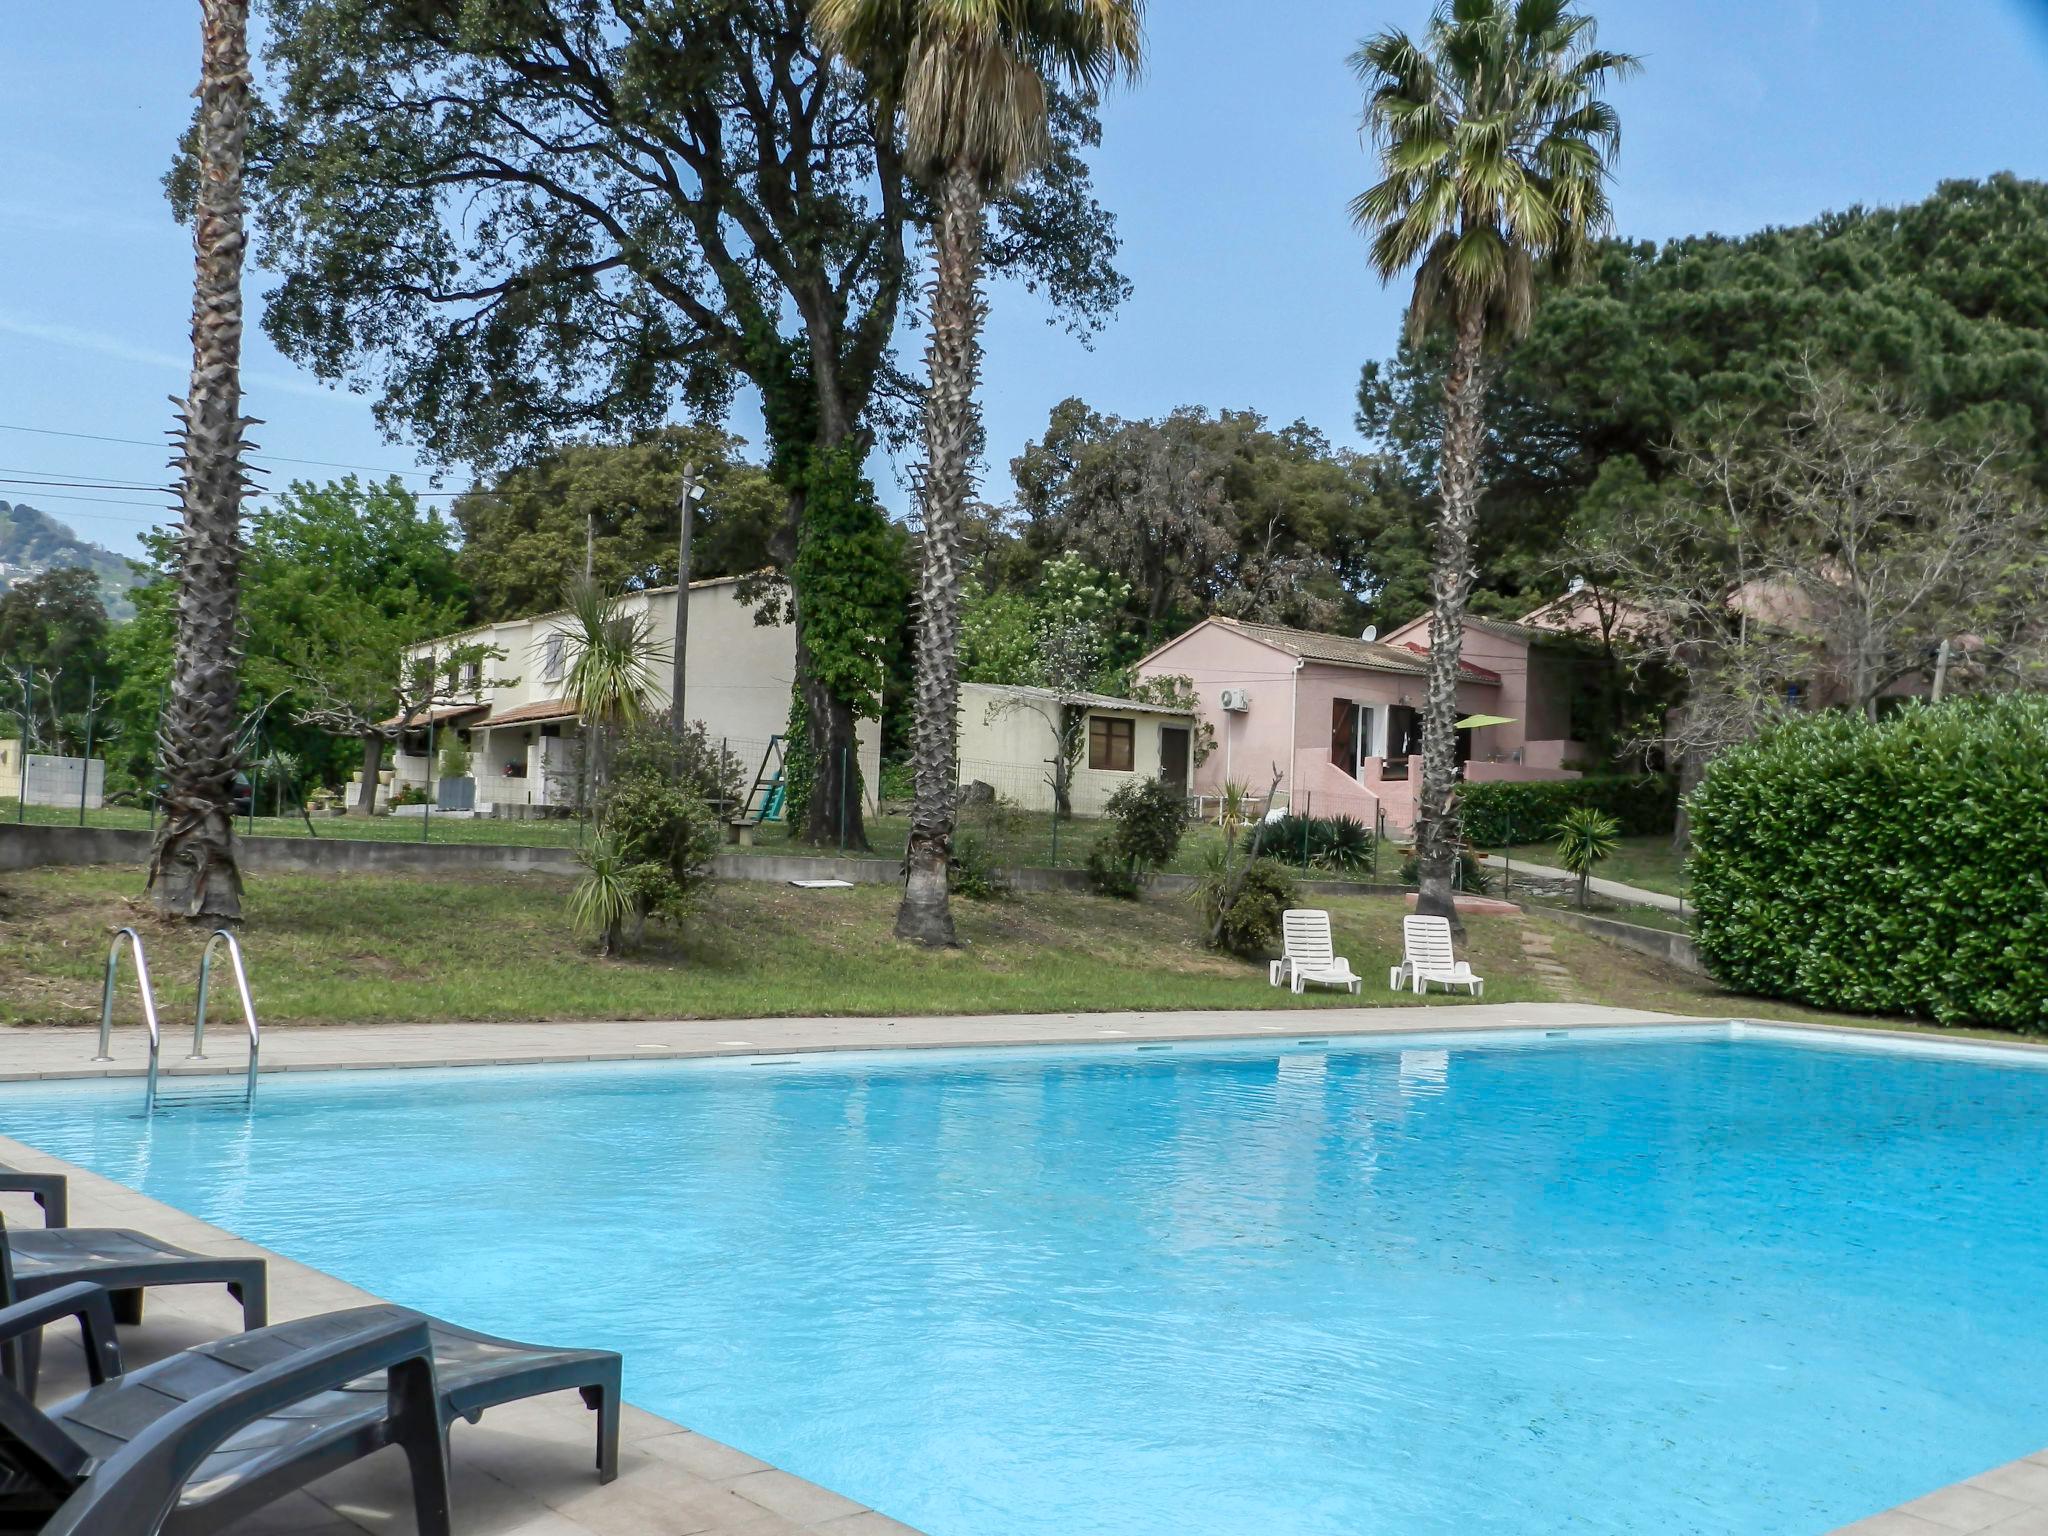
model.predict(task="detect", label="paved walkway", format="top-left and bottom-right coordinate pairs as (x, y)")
top-left (1, 1001), bottom-right (1689, 1083)
top-left (1500, 856), bottom-right (1686, 913)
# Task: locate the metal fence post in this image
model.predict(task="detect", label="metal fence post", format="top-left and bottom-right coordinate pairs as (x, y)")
top-left (839, 745), bottom-right (849, 855)
top-left (78, 678), bottom-right (97, 827)
top-left (1502, 813), bottom-right (1512, 898)
top-left (17, 667), bottom-right (32, 822)
top-left (424, 716), bottom-right (435, 844)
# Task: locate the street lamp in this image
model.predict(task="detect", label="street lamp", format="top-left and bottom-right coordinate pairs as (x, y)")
top-left (671, 464), bottom-right (706, 737)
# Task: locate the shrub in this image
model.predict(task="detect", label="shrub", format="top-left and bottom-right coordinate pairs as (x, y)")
top-left (1457, 775), bottom-right (1676, 846)
top-left (611, 711), bottom-right (747, 815)
top-left (574, 763), bottom-right (722, 952)
top-left (1689, 698), bottom-right (2048, 1030)
top-left (1399, 847), bottom-right (1493, 894)
top-left (1086, 776), bottom-right (1188, 897)
top-left (1084, 842), bottom-right (1143, 899)
top-left (950, 831), bottom-right (1011, 901)
top-left (1194, 849), bottom-right (1301, 959)
top-left (1266, 813), bottom-right (1374, 871)
top-left (437, 737), bottom-right (472, 779)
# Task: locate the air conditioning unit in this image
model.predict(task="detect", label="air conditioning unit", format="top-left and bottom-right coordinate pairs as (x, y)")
top-left (1218, 688), bottom-right (1251, 713)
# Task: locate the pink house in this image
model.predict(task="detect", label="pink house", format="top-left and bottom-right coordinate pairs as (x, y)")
top-left (1133, 614), bottom-right (1596, 832)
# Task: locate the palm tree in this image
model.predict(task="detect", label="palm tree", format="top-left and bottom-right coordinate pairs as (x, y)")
top-left (1351, 0), bottom-right (1633, 925)
top-left (149, 0), bottom-right (256, 919)
top-left (555, 575), bottom-right (667, 807)
top-left (813, 0), bottom-right (1144, 947)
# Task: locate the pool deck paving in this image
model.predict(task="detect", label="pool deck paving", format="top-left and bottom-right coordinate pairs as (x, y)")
top-left (8, 1002), bottom-right (2048, 1535)
top-left (1, 1000), bottom-right (1684, 1083)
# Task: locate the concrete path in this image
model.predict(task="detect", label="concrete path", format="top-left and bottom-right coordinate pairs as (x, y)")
top-left (1, 1002), bottom-right (1692, 1084)
top-left (1500, 856), bottom-right (1686, 913)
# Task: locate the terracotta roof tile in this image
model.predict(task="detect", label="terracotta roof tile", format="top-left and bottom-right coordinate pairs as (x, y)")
top-left (1220, 619), bottom-right (1501, 685)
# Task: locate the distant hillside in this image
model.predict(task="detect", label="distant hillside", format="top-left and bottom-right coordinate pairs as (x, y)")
top-left (0, 501), bottom-right (140, 619)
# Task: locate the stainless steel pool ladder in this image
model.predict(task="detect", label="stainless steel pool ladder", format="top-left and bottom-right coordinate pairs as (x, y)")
top-left (95, 927), bottom-right (261, 1112)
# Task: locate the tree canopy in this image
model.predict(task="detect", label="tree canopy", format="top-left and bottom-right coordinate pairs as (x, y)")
top-left (1359, 175), bottom-right (2048, 617)
top-left (453, 426), bottom-right (784, 622)
top-left (1004, 399), bottom-right (1423, 641)
top-left (104, 478), bottom-right (471, 797)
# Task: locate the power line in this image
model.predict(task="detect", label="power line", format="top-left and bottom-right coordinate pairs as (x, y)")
top-left (0, 420), bottom-right (451, 482)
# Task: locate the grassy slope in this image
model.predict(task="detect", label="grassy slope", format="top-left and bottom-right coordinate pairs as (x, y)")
top-left (1, 866), bottom-right (1538, 1028)
top-left (2, 864), bottom-right (1954, 1036)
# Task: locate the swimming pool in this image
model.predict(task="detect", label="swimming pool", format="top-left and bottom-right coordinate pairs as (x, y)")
top-left (3, 1024), bottom-right (2046, 1535)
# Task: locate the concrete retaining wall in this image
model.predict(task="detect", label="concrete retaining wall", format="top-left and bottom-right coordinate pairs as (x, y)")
top-left (3, 822), bottom-right (1412, 904)
top-left (1532, 903), bottom-right (1703, 974)
top-left (0, 822), bottom-right (584, 877)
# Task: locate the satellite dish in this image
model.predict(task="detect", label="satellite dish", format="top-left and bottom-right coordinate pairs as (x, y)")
top-left (1360, 626), bottom-right (1378, 643)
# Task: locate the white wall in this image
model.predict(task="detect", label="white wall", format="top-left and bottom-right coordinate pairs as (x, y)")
top-left (401, 578), bottom-right (881, 808)
top-left (10, 753), bottom-right (106, 809)
top-left (956, 683), bottom-right (1192, 815)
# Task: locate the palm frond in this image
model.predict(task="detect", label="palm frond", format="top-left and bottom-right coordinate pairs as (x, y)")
top-left (815, 0), bottom-right (1143, 189)
top-left (1350, 0), bottom-right (1631, 343)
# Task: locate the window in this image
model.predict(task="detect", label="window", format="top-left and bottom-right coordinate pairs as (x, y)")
top-left (462, 660), bottom-right (481, 691)
top-left (1088, 715), bottom-right (1135, 772)
top-left (542, 632), bottom-right (565, 682)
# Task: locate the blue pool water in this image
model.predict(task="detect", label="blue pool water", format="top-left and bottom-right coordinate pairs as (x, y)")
top-left (4, 1025), bottom-right (2048, 1535)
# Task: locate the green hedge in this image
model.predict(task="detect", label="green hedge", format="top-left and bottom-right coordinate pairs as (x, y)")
top-left (1457, 775), bottom-right (1676, 846)
top-left (1689, 698), bottom-right (2048, 1030)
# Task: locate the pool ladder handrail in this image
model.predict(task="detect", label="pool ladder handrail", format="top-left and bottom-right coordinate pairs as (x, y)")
top-left (192, 929), bottom-right (261, 1105)
top-left (95, 927), bottom-right (260, 1111)
top-left (95, 927), bottom-right (163, 1114)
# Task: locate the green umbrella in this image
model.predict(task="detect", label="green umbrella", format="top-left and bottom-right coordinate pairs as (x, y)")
top-left (1454, 713), bottom-right (1516, 729)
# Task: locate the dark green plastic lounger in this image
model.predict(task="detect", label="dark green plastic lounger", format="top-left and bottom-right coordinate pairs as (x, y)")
top-left (1, 1281), bottom-right (622, 1536)
top-left (1, 1222), bottom-right (267, 1397)
top-left (0, 1168), bottom-right (66, 1230)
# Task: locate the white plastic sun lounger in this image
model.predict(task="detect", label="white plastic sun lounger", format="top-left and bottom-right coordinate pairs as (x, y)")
top-left (1390, 915), bottom-right (1484, 996)
top-left (1272, 910), bottom-right (1362, 995)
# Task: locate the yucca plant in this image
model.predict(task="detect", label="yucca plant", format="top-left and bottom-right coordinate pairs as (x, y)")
top-left (552, 575), bottom-right (668, 808)
top-left (1554, 806), bottom-right (1622, 908)
top-left (570, 836), bottom-right (638, 956)
top-left (1351, 0), bottom-right (1635, 926)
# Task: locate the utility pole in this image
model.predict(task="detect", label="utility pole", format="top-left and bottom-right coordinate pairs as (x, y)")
top-left (670, 461), bottom-right (701, 740)
top-left (584, 510), bottom-right (595, 581)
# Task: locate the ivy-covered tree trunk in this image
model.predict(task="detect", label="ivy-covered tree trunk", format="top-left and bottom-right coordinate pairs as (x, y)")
top-left (796, 628), bottom-right (866, 849)
top-left (898, 165), bottom-right (986, 947)
top-left (783, 439), bottom-right (899, 852)
top-left (150, 0), bottom-right (251, 920)
top-left (1413, 305), bottom-right (1489, 932)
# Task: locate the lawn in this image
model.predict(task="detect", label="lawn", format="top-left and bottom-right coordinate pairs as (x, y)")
top-left (3, 863), bottom-right (1966, 1037)
top-left (1496, 833), bottom-right (1691, 899)
top-left (1, 864), bottom-right (1524, 1028)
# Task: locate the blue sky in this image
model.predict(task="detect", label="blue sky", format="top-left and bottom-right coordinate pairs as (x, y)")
top-left (2, 1), bottom-right (2045, 565)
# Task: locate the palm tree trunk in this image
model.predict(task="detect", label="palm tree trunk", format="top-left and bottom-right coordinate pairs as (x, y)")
top-left (149, 0), bottom-right (251, 920)
top-left (897, 163), bottom-right (985, 947)
top-left (1413, 305), bottom-right (1488, 932)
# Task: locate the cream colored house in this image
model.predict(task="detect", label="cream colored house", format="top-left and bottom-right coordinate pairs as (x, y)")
top-left (956, 681), bottom-right (1197, 816)
top-left (383, 576), bottom-right (880, 814)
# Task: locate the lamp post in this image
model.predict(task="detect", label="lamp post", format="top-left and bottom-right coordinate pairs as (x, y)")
top-left (670, 462), bottom-right (703, 740)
